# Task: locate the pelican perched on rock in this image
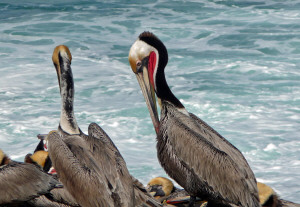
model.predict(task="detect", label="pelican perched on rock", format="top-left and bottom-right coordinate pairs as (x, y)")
top-left (147, 177), bottom-right (190, 204)
top-left (129, 32), bottom-right (260, 207)
top-left (147, 177), bottom-right (300, 207)
top-left (147, 177), bottom-right (176, 199)
top-left (48, 45), bottom-right (161, 207)
top-left (0, 149), bottom-right (62, 206)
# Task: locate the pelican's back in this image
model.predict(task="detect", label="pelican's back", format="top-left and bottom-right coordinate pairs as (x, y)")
top-left (87, 123), bottom-right (161, 207)
top-left (158, 101), bottom-right (260, 207)
top-left (48, 132), bottom-right (117, 207)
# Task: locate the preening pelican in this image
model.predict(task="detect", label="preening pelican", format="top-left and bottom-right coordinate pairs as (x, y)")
top-left (0, 149), bottom-right (61, 206)
top-left (129, 32), bottom-right (260, 207)
top-left (48, 45), bottom-right (161, 207)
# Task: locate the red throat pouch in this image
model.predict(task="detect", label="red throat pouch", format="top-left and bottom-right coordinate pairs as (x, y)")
top-left (148, 51), bottom-right (156, 89)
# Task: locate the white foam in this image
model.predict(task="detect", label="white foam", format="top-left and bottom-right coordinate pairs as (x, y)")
top-left (263, 143), bottom-right (277, 152)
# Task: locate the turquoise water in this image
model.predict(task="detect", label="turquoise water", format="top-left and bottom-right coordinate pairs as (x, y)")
top-left (0, 0), bottom-right (299, 203)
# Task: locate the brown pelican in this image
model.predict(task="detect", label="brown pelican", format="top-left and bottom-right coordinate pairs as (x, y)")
top-left (147, 177), bottom-right (206, 206)
top-left (147, 177), bottom-right (191, 204)
top-left (48, 45), bottom-right (161, 207)
top-left (148, 177), bottom-right (300, 207)
top-left (128, 31), bottom-right (260, 207)
top-left (0, 149), bottom-right (61, 206)
top-left (147, 177), bottom-right (176, 199)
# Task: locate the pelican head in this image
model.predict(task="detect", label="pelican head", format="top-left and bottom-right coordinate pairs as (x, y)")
top-left (147, 177), bottom-right (174, 198)
top-left (52, 45), bottom-right (72, 91)
top-left (257, 182), bottom-right (278, 206)
top-left (128, 32), bottom-right (168, 134)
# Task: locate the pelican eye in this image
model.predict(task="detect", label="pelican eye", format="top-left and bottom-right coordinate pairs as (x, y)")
top-left (136, 60), bottom-right (142, 67)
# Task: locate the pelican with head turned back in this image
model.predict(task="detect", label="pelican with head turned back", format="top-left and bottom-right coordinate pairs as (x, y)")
top-left (128, 32), bottom-right (260, 207)
top-left (48, 45), bottom-right (161, 207)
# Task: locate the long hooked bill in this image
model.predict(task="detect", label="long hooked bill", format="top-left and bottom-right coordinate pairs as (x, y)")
top-left (135, 67), bottom-right (160, 134)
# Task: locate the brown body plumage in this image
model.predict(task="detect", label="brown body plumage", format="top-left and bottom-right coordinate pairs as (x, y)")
top-left (24, 137), bottom-right (80, 207)
top-left (0, 149), bottom-right (61, 206)
top-left (128, 32), bottom-right (260, 207)
top-left (48, 128), bottom-right (138, 206)
top-left (47, 45), bottom-right (160, 207)
top-left (158, 102), bottom-right (259, 207)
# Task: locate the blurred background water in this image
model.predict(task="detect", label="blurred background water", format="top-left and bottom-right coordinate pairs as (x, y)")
top-left (0, 0), bottom-right (299, 203)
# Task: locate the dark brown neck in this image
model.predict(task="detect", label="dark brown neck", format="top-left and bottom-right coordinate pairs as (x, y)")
top-left (58, 53), bottom-right (79, 134)
top-left (139, 33), bottom-right (184, 108)
top-left (156, 69), bottom-right (184, 108)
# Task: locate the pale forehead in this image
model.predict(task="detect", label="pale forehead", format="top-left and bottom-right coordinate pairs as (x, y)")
top-left (129, 39), bottom-right (155, 61)
top-left (129, 39), bottom-right (157, 72)
top-left (60, 51), bottom-right (72, 65)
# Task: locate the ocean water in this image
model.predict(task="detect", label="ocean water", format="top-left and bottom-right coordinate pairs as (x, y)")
top-left (0, 0), bottom-right (299, 203)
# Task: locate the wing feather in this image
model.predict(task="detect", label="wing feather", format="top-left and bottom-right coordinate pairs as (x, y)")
top-left (48, 131), bottom-right (112, 207)
top-left (88, 123), bottom-right (161, 207)
top-left (188, 113), bottom-right (259, 200)
top-left (48, 187), bottom-right (80, 206)
top-left (167, 112), bottom-right (259, 207)
top-left (0, 162), bottom-right (59, 204)
top-left (87, 123), bottom-right (130, 178)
